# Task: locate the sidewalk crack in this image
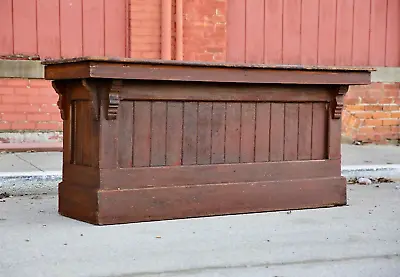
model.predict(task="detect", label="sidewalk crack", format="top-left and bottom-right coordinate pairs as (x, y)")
top-left (15, 154), bottom-right (45, 172)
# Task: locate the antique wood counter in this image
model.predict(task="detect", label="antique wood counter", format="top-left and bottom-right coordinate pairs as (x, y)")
top-left (42, 57), bottom-right (373, 225)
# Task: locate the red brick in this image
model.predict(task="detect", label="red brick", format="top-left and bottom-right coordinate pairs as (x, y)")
top-left (28, 79), bottom-right (51, 88)
top-left (0, 104), bottom-right (15, 112)
top-left (38, 87), bottom-right (56, 96)
top-left (11, 122), bottom-right (35, 130)
top-left (374, 126), bottom-right (391, 133)
top-left (0, 122), bottom-right (11, 130)
top-left (2, 95), bottom-right (27, 104)
top-left (14, 104), bottom-right (41, 113)
top-left (36, 122), bottom-right (62, 130)
top-left (27, 113), bottom-right (52, 121)
top-left (357, 126), bottom-right (375, 134)
top-left (364, 119), bottom-right (383, 126)
top-left (1, 113), bottom-right (26, 121)
top-left (379, 97), bottom-right (395, 104)
top-left (383, 105), bottom-right (398, 111)
top-left (39, 104), bottom-right (59, 113)
top-left (364, 105), bottom-right (383, 111)
top-left (0, 87), bottom-right (14, 95)
top-left (345, 105), bottom-right (364, 111)
top-left (14, 87), bottom-right (39, 96)
top-left (5, 79), bottom-right (30, 87)
top-left (51, 113), bottom-right (62, 121)
top-left (391, 111), bottom-right (400, 118)
top-left (382, 119), bottom-right (400, 126)
top-left (372, 111), bottom-right (391, 119)
top-left (355, 111), bottom-right (374, 119)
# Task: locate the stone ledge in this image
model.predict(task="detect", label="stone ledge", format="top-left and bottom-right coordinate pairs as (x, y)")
top-left (0, 59), bottom-right (44, 79)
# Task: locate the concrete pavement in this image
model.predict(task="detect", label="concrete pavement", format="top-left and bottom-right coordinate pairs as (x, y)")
top-left (0, 182), bottom-right (399, 277)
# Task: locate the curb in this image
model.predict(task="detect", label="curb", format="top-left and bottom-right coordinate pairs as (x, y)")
top-left (1, 165), bottom-right (399, 196)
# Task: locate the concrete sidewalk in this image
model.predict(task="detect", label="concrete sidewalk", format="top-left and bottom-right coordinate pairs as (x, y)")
top-left (1, 144), bottom-right (400, 195)
top-left (0, 182), bottom-right (399, 277)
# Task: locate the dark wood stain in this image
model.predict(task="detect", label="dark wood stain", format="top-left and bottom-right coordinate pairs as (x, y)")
top-left (118, 101), bottom-right (134, 168)
top-left (211, 102), bottom-right (226, 164)
top-left (166, 102), bottom-right (183, 166)
top-left (240, 103), bottom-right (256, 162)
top-left (225, 103), bottom-right (241, 163)
top-left (150, 102), bottom-right (167, 166)
top-left (284, 103), bottom-right (299, 161)
top-left (197, 102), bottom-right (212, 165)
top-left (133, 101), bottom-right (151, 167)
top-left (270, 103), bottom-right (285, 162)
top-left (255, 102), bottom-right (271, 162)
top-left (298, 103), bottom-right (313, 160)
top-left (311, 103), bottom-right (328, 160)
top-left (182, 102), bottom-right (198, 165)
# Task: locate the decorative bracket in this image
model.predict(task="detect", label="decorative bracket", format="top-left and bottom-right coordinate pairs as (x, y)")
top-left (52, 81), bottom-right (69, 120)
top-left (107, 80), bottom-right (122, 120)
top-left (332, 85), bottom-right (349, 119)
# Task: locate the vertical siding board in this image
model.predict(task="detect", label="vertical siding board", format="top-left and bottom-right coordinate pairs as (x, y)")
top-left (282, 0), bottom-right (302, 64)
top-left (270, 103), bottom-right (285, 162)
top-left (318, 0), bottom-right (337, 65)
top-left (104, 0), bottom-right (126, 57)
top-left (225, 103), bottom-right (241, 163)
top-left (150, 102), bottom-right (167, 166)
top-left (13, 0), bottom-right (37, 54)
top-left (211, 103), bottom-right (226, 164)
top-left (255, 103), bottom-right (270, 162)
top-left (0, 0), bottom-right (13, 55)
top-left (369, 0), bottom-right (388, 66)
top-left (82, 0), bottom-right (105, 56)
top-left (133, 101), bottom-right (151, 167)
top-left (298, 103), bottom-right (313, 160)
top-left (311, 103), bottom-right (327, 160)
top-left (37, 0), bottom-right (61, 58)
top-left (118, 101), bottom-right (134, 168)
top-left (245, 0), bottom-right (264, 63)
top-left (264, 0), bottom-right (283, 64)
top-left (60, 0), bottom-right (83, 57)
top-left (352, 0), bottom-right (371, 66)
top-left (197, 103), bottom-right (212, 165)
top-left (166, 102), bottom-right (183, 166)
top-left (283, 103), bottom-right (299, 161)
top-left (240, 103), bottom-right (256, 163)
top-left (227, 0), bottom-right (246, 62)
top-left (182, 102), bottom-right (198, 165)
top-left (386, 0), bottom-right (400, 66)
top-left (335, 0), bottom-right (354, 66)
top-left (300, 0), bottom-right (319, 65)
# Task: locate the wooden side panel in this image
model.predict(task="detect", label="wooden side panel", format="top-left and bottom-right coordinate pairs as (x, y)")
top-left (0, 0), bottom-right (13, 55)
top-left (352, 0), bottom-right (371, 66)
top-left (133, 101), bottom-right (151, 167)
top-left (282, 0), bottom-right (301, 64)
top-left (264, 0), bottom-right (283, 64)
top-left (197, 103), bottom-right (212, 165)
top-left (386, 0), bottom-right (400, 66)
top-left (300, 0), bottom-right (319, 65)
top-left (226, 0), bottom-right (246, 62)
top-left (182, 102), bottom-right (198, 165)
top-left (311, 103), bottom-right (328, 160)
top-left (369, 0), bottom-right (388, 66)
top-left (270, 103), bottom-right (285, 162)
top-left (82, 0), bottom-right (105, 56)
top-left (284, 103), bottom-right (299, 161)
top-left (60, 0), bottom-right (83, 57)
top-left (245, 0), bottom-right (264, 63)
top-left (335, 0), bottom-right (354, 66)
top-left (166, 102), bottom-right (183, 166)
top-left (118, 101), bottom-right (134, 168)
top-left (240, 103), bottom-right (256, 163)
top-left (37, 0), bottom-right (61, 58)
top-left (225, 103), bottom-right (241, 163)
top-left (211, 103), bottom-right (226, 164)
top-left (298, 103), bottom-right (313, 160)
top-left (255, 103), bottom-right (270, 162)
top-left (104, 0), bottom-right (127, 57)
top-left (150, 102), bottom-right (167, 166)
top-left (13, 0), bottom-right (37, 54)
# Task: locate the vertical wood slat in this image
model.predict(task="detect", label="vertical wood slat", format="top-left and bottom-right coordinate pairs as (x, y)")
top-left (60, 0), bottom-right (83, 57)
top-left (352, 0), bottom-right (371, 66)
top-left (369, 0), bottom-right (388, 66)
top-left (311, 103), bottom-right (328, 160)
top-left (300, 0), bottom-right (319, 65)
top-left (282, 0), bottom-right (301, 64)
top-left (255, 103), bottom-right (270, 162)
top-left (150, 102), bottom-right (167, 166)
top-left (81, 101), bottom-right (92, 166)
top-left (197, 103), bottom-right (212, 165)
top-left (225, 103), bottom-right (241, 163)
top-left (386, 0), bottom-right (400, 66)
top-left (270, 103), bottom-right (285, 162)
top-left (284, 103), bottom-right (299, 161)
top-left (13, 0), bottom-right (37, 54)
top-left (245, 0), bottom-right (264, 63)
top-left (82, 0), bottom-right (105, 56)
top-left (226, 0), bottom-right (246, 62)
top-left (133, 101), bottom-right (151, 167)
top-left (166, 102), bottom-right (183, 166)
top-left (74, 102), bottom-right (83, 165)
top-left (335, 0), bottom-right (354, 66)
top-left (298, 103), bottom-right (313, 160)
top-left (182, 102), bottom-right (198, 165)
top-left (211, 103), bottom-right (226, 164)
top-left (328, 114), bottom-right (342, 160)
top-left (264, 0), bottom-right (283, 64)
top-left (37, 0), bottom-right (61, 58)
top-left (0, 0), bottom-right (13, 55)
top-left (104, 0), bottom-right (126, 57)
top-left (118, 101), bottom-right (134, 167)
top-left (240, 103), bottom-right (256, 163)
top-left (318, 0), bottom-right (337, 65)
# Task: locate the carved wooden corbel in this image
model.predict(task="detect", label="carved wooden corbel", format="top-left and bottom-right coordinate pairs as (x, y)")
top-left (106, 80), bottom-right (122, 120)
top-left (81, 79), bottom-right (100, 120)
top-left (332, 85), bottom-right (349, 119)
top-left (52, 81), bottom-right (69, 120)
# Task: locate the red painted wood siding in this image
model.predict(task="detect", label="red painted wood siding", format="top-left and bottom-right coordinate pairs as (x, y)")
top-left (227, 0), bottom-right (400, 67)
top-left (0, 0), bottom-right (128, 58)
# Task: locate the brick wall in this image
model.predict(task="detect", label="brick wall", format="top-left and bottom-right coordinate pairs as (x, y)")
top-left (0, 78), bottom-right (62, 132)
top-left (342, 83), bottom-right (400, 144)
